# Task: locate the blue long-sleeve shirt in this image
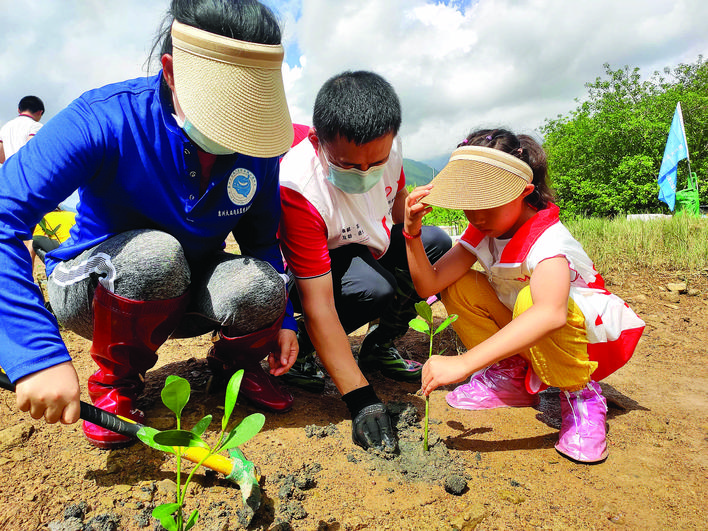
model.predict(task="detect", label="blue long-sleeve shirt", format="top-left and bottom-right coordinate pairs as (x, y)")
top-left (0, 73), bottom-right (294, 382)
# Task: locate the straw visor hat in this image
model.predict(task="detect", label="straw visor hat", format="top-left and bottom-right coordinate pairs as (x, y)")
top-left (424, 145), bottom-right (534, 210)
top-left (171, 20), bottom-right (293, 158)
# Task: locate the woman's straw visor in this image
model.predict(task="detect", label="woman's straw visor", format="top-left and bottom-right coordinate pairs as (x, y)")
top-left (171, 20), bottom-right (293, 158)
top-left (424, 146), bottom-right (533, 210)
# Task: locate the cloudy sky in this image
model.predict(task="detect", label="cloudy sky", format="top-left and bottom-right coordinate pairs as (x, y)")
top-left (1, 0), bottom-right (706, 168)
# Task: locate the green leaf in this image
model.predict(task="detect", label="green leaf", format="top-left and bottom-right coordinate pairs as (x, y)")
top-left (433, 314), bottom-right (458, 335)
top-left (136, 426), bottom-right (176, 454)
top-left (152, 503), bottom-right (180, 520)
top-left (223, 370), bottom-right (244, 431)
top-left (161, 376), bottom-right (191, 419)
top-left (154, 429), bottom-right (210, 450)
top-left (191, 415), bottom-right (213, 437)
top-left (219, 413), bottom-right (265, 451)
top-left (185, 509), bottom-right (199, 530)
top-left (408, 318), bottom-right (431, 335)
top-left (414, 300), bottom-right (433, 323)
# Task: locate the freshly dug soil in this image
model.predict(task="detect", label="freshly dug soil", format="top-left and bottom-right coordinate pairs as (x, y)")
top-left (0, 263), bottom-right (706, 530)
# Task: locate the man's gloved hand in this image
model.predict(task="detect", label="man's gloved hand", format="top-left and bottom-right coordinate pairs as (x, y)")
top-left (342, 385), bottom-right (397, 453)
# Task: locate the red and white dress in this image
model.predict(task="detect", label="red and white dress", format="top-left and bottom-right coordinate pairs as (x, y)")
top-left (459, 204), bottom-right (645, 381)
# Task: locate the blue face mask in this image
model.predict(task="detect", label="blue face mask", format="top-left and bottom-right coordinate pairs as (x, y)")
top-left (322, 152), bottom-right (385, 194)
top-left (175, 114), bottom-right (236, 156)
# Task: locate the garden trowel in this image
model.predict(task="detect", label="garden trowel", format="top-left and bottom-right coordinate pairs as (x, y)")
top-left (0, 371), bottom-right (261, 519)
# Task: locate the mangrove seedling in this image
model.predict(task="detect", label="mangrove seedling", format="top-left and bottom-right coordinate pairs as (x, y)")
top-left (138, 370), bottom-right (265, 531)
top-left (409, 300), bottom-right (458, 452)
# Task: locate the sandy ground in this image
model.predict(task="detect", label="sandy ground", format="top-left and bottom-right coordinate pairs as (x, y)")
top-left (0, 263), bottom-right (706, 530)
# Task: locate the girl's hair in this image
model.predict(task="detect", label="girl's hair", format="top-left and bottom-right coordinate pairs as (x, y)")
top-left (148, 0), bottom-right (281, 69)
top-left (458, 129), bottom-right (554, 210)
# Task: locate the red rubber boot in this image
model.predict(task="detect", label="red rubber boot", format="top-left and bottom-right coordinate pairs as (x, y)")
top-left (207, 313), bottom-right (293, 412)
top-left (83, 284), bottom-right (189, 449)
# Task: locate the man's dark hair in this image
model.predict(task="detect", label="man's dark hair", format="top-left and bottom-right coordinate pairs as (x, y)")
top-left (313, 71), bottom-right (402, 146)
top-left (18, 96), bottom-right (44, 114)
top-left (151, 0), bottom-right (282, 63)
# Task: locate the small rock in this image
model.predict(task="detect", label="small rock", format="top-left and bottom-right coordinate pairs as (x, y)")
top-left (444, 475), bottom-right (467, 495)
top-left (499, 489), bottom-right (525, 504)
top-left (687, 288), bottom-right (699, 296)
top-left (63, 501), bottom-right (88, 520)
top-left (0, 423), bottom-right (34, 452)
top-left (157, 478), bottom-right (177, 495)
top-left (659, 291), bottom-right (680, 303)
top-left (629, 294), bottom-right (647, 304)
top-left (450, 502), bottom-right (488, 530)
top-left (667, 282), bottom-right (687, 293)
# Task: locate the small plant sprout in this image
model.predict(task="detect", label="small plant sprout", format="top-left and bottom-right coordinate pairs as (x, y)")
top-left (409, 300), bottom-right (458, 452)
top-left (137, 370), bottom-right (265, 531)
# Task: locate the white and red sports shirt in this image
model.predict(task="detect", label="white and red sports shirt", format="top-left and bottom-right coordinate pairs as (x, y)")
top-left (459, 203), bottom-right (645, 381)
top-left (279, 131), bottom-right (405, 279)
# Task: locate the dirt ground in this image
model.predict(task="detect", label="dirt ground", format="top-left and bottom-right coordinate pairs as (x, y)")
top-left (0, 262), bottom-right (706, 530)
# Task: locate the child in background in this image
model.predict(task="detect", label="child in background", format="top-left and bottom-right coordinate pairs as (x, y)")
top-left (403, 129), bottom-right (645, 463)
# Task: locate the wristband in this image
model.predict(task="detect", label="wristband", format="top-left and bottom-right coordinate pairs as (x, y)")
top-left (402, 228), bottom-right (421, 240)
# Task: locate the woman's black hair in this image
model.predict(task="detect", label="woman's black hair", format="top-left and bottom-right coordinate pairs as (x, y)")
top-left (148, 0), bottom-right (282, 69)
top-left (459, 128), bottom-right (554, 210)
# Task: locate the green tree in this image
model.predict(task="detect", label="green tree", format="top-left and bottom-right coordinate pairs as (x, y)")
top-left (541, 57), bottom-right (707, 216)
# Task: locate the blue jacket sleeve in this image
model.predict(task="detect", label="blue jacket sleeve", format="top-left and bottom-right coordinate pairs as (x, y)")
top-left (232, 158), bottom-right (296, 332)
top-left (0, 99), bottom-right (105, 381)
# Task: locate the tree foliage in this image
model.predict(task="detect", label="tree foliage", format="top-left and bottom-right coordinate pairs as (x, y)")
top-left (541, 57), bottom-right (708, 216)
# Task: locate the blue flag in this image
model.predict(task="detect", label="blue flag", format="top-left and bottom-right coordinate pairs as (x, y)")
top-left (657, 102), bottom-right (689, 211)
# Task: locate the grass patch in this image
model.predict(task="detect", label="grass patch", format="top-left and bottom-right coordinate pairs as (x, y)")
top-left (419, 201), bottom-right (707, 274)
top-left (564, 213), bottom-right (708, 274)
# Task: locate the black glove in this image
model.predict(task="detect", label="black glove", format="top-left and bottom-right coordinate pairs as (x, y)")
top-left (342, 385), bottom-right (397, 453)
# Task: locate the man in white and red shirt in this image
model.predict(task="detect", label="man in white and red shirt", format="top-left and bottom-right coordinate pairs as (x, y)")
top-left (279, 71), bottom-right (451, 452)
top-left (0, 96), bottom-right (44, 163)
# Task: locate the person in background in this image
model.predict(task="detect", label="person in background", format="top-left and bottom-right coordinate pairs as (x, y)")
top-left (1, 96), bottom-right (46, 270)
top-left (279, 71), bottom-right (451, 451)
top-left (404, 129), bottom-right (645, 463)
top-left (0, 0), bottom-right (298, 449)
top-left (0, 95), bottom-right (44, 164)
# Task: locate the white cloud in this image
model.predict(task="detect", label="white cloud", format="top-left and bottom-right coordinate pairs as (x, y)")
top-left (1, 0), bottom-right (706, 167)
top-left (275, 0), bottom-right (708, 164)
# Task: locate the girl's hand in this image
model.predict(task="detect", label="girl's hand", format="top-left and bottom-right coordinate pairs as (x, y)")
top-left (421, 354), bottom-right (471, 396)
top-left (404, 184), bottom-right (434, 237)
top-left (15, 361), bottom-right (81, 424)
top-left (269, 328), bottom-right (299, 376)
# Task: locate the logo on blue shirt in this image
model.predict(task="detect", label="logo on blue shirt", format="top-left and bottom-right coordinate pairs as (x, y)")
top-left (227, 168), bottom-right (257, 206)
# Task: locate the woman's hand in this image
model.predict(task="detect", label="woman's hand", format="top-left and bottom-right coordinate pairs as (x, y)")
top-left (421, 354), bottom-right (472, 397)
top-left (269, 328), bottom-right (299, 376)
top-left (15, 361), bottom-right (81, 424)
top-left (404, 184), bottom-right (434, 237)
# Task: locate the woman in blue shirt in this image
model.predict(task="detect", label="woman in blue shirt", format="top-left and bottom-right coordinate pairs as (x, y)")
top-left (0, 0), bottom-right (298, 448)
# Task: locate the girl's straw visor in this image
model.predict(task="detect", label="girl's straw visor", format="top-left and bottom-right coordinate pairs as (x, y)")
top-left (171, 20), bottom-right (293, 158)
top-left (424, 146), bottom-right (533, 210)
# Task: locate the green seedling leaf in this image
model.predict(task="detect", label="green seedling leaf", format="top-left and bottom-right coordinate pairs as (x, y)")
top-left (223, 370), bottom-right (244, 431)
top-left (136, 426), bottom-right (176, 454)
top-left (154, 429), bottom-right (210, 450)
top-left (191, 415), bottom-right (213, 437)
top-left (220, 413), bottom-right (265, 451)
top-left (414, 300), bottom-right (433, 323)
top-left (409, 318), bottom-right (431, 335)
top-left (433, 314), bottom-right (458, 335)
top-left (152, 502), bottom-right (180, 530)
top-left (162, 376), bottom-right (191, 419)
top-left (185, 509), bottom-right (199, 531)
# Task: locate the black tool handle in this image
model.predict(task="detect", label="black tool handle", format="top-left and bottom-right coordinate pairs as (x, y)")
top-left (0, 371), bottom-right (142, 438)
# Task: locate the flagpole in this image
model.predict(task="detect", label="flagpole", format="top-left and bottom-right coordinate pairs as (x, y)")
top-left (677, 102), bottom-right (695, 187)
